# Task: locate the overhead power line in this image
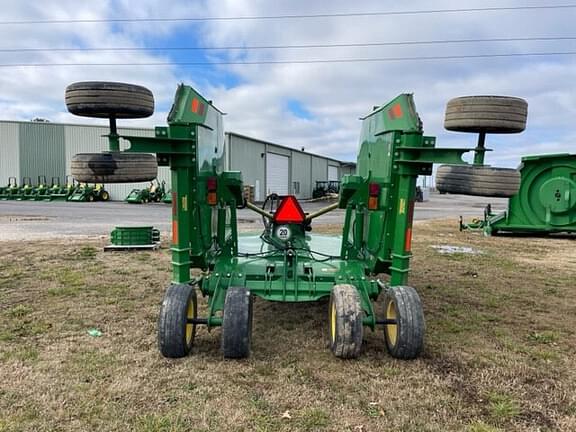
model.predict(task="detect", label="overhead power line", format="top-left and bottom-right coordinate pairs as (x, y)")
top-left (0, 51), bottom-right (574, 67)
top-left (0, 5), bottom-right (575, 25)
top-left (0, 36), bottom-right (574, 53)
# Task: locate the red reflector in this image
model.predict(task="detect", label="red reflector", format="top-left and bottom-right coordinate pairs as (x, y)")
top-left (274, 196), bottom-right (306, 224)
top-left (369, 183), bottom-right (380, 196)
top-left (207, 177), bottom-right (217, 191)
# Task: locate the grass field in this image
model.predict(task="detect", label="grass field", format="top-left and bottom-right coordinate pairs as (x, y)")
top-left (0, 220), bottom-right (575, 431)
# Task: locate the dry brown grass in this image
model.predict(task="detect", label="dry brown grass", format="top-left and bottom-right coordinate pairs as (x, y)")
top-left (0, 220), bottom-right (575, 431)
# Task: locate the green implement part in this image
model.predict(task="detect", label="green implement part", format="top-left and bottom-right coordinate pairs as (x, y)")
top-left (0, 177), bottom-right (17, 200)
top-left (125, 179), bottom-right (166, 203)
top-left (66, 82), bottom-right (513, 360)
top-left (32, 176), bottom-right (51, 201)
top-left (18, 177), bottom-right (34, 200)
top-left (67, 183), bottom-right (109, 202)
top-left (105, 226), bottom-right (161, 251)
top-left (462, 153), bottom-right (576, 235)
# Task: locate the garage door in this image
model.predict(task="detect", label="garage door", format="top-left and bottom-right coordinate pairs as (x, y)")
top-left (266, 153), bottom-right (289, 195)
top-left (328, 165), bottom-right (339, 181)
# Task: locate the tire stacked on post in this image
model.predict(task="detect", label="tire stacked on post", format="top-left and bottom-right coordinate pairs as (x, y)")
top-left (436, 95), bottom-right (528, 198)
top-left (65, 81), bottom-right (158, 184)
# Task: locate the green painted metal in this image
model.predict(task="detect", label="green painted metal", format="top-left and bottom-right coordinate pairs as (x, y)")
top-left (339, 94), bottom-right (469, 288)
top-left (19, 177), bottom-right (34, 200)
top-left (464, 153), bottom-right (576, 235)
top-left (0, 177), bottom-right (18, 200)
top-left (66, 183), bottom-right (108, 202)
top-left (110, 226), bottom-right (160, 246)
top-left (101, 88), bottom-right (479, 332)
top-left (125, 180), bottom-right (166, 204)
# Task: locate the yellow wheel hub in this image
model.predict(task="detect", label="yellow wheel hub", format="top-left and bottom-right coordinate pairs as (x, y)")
top-left (185, 301), bottom-right (194, 344)
top-left (385, 300), bottom-right (398, 347)
top-left (330, 301), bottom-right (336, 343)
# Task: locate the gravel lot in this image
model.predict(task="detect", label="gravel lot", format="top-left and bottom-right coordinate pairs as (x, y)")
top-left (0, 193), bottom-right (507, 240)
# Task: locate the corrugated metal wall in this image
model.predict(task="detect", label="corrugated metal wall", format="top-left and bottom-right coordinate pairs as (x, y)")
top-left (20, 122), bottom-right (65, 184)
top-left (291, 151), bottom-right (311, 199)
top-left (311, 156), bottom-right (328, 190)
top-left (0, 122), bottom-right (354, 201)
top-left (226, 134), bottom-right (266, 201)
top-left (0, 122), bottom-right (20, 183)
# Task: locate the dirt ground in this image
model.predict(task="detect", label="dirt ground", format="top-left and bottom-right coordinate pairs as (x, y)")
top-left (0, 220), bottom-right (575, 432)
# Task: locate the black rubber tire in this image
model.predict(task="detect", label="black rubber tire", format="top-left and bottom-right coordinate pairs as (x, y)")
top-left (65, 81), bottom-right (154, 119)
top-left (383, 286), bottom-right (425, 360)
top-left (158, 284), bottom-right (197, 358)
top-left (100, 191), bottom-right (110, 202)
top-left (436, 164), bottom-right (520, 198)
top-left (222, 286), bottom-right (253, 359)
top-left (71, 152), bottom-right (158, 183)
top-left (444, 96), bottom-right (527, 133)
top-left (328, 284), bottom-right (364, 359)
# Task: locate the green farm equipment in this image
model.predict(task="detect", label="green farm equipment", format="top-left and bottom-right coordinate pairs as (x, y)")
top-left (67, 183), bottom-right (110, 202)
top-left (18, 177), bottom-right (35, 200)
top-left (65, 81), bottom-right (524, 359)
top-left (125, 179), bottom-right (166, 203)
top-left (312, 180), bottom-right (341, 198)
top-left (460, 153), bottom-right (576, 235)
top-left (32, 176), bottom-right (51, 201)
top-left (49, 176), bottom-right (78, 200)
top-left (105, 226), bottom-right (161, 251)
top-left (162, 189), bottom-right (172, 204)
top-left (0, 177), bottom-right (17, 200)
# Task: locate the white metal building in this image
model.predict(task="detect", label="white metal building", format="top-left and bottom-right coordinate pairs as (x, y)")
top-left (0, 121), bottom-right (355, 201)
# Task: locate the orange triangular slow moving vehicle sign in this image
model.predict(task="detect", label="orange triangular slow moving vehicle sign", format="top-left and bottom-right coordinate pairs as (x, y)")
top-left (274, 196), bottom-right (306, 224)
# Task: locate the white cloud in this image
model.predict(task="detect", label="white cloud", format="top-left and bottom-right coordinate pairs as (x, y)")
top-left (0, 0), bottom-right (574, 168)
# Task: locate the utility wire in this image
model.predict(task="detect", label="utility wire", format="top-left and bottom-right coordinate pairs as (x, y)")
top-left (0, 5), bottom-right (575, 25)
top-left (0, 51), bottom-right (574, 67)
top-left (0, 36), bottom-right (574, 53)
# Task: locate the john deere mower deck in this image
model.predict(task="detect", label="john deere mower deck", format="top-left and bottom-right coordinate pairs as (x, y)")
top-left (65, 82), bottom-right (525, 359)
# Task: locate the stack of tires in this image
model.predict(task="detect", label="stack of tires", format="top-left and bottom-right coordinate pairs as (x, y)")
top-left (436, 96), bottom-right (528, 198)
top-left (65, 82), bottom-right (158, 184)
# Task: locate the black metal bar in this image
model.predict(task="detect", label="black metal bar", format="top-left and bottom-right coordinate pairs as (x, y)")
top-left (187, 318), bottom-right (208, 325)
top-left (109, 116), bottom-right (117, 135)
top-left (375, 319), bottom-right (398, 325)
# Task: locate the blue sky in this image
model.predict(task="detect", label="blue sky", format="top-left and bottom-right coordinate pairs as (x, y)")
top-left (0, 0), bottom-right (575, 168)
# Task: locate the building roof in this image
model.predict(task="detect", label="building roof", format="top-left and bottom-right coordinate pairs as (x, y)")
top-left (226, 132), bottom-right (355, 166)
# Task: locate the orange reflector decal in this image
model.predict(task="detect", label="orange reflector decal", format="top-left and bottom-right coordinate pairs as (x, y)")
top-left (368, 196), bottom-right (378, 210)
top-left (191, 98), bottom-right (205, 115)
top-left (405, 227), bottom-right (413, 252)
top-left (274, 195), bottom-right (306, 224)
top-left (172, 220), bottom-right (178, 245)
top-left (207, 191), bottom-right (217, 206)
top-left (405, 199), bottom-right (415, 252)
top-left (388, 103), bottom-right (403, 120)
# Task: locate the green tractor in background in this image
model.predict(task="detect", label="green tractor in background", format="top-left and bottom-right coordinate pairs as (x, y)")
top-left (67, 182), bottom-right (110, 202)
top-left (65, 81), bottom-right (525, 359)
top-left (0, 177), bottom-right (18, 200)
top-left (32, 176), bottom-right (51, 201)
top-left (125, 179), bottom-right (167, 204)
